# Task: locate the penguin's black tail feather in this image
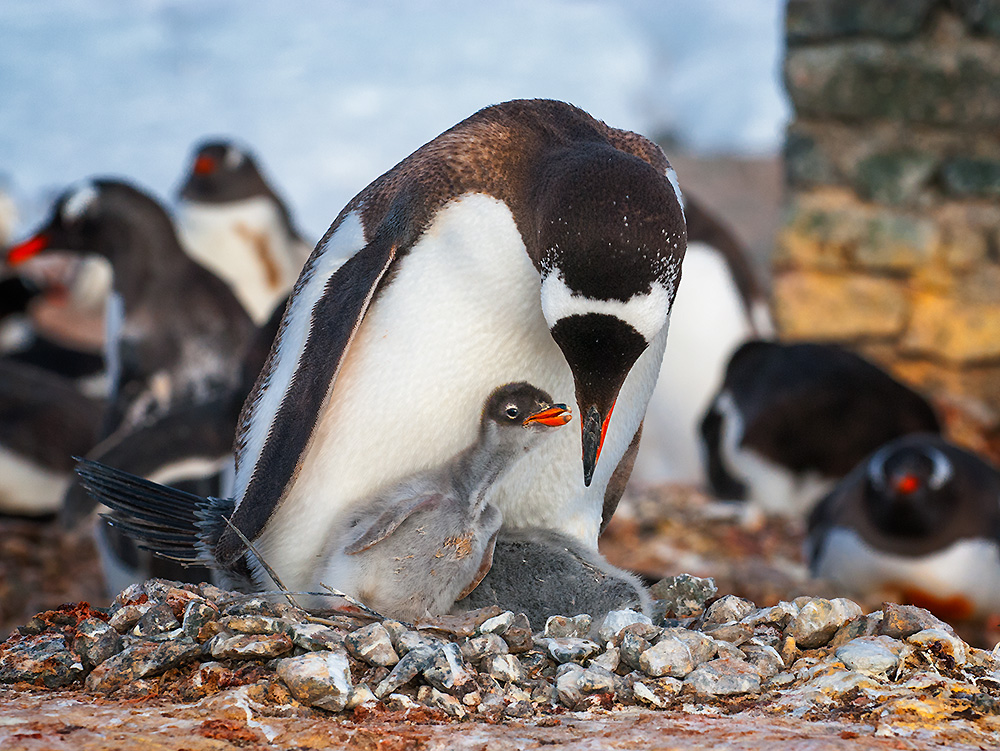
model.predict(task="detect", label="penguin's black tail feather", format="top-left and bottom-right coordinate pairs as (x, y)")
top-left (75, 458), bottom-right (226, 566)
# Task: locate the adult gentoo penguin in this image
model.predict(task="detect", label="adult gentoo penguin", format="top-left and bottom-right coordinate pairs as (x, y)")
top-left (80, 100), bottom-right (687, 596)
top-left (808, 434), bottom-right (1000, 619)
top-left (700, 340), bottom-right (940, 517)
top-left (176, 139), bottom-right (312, 324)
top-left (5, 179), bottom-right (256, 437)
top-left (630, 197), bottom-right (772, 487)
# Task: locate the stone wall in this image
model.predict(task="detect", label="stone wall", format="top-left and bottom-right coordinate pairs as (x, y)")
top-left (776, 0), bottom-right (1000, 424)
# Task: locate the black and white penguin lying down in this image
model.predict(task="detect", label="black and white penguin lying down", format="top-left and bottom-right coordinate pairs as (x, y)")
top-left (807, 434), bottom-right (1000, 620)
top-left (700, 340), bottom-right (941, 518)
top-left (78, 382), bottom-right (649, 625)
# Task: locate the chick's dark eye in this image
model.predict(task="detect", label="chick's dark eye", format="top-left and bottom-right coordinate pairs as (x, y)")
top-left (505, 405), bottom-right (519, 419)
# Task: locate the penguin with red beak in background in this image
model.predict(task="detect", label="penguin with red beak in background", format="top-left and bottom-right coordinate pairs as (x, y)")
top-left (75, 99), bottom-right (687, 597)
top-left (176, 139), bottom-right (311, 325)
top-left (808, 434), bottom-right (1000, 620)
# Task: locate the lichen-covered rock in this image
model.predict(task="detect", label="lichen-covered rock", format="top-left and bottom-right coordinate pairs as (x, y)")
top-left (108, 603), bottom-right (152, 634)
top-left (590, 645), bottom-right (620, 673)
top-left (835, 637), bottom-right (900, 675)
top-left (542, 637), bottom-right (601, 664)
top-left (880, 604), bottom-right (947, 639)
top-left (72, 618), bottom-right (122, 669)
top-left (908, 628), bottom-right (967, 666)
top-left (544, 614), bottom-right (592, 639)
top-left (0, 632), bottom-right (83, 688)
top-left (703, 595), bottom-right (755, 625)
top-left (417, 685), bottom-right (468, 718)
top-left (181, 600), bottom-right (219, 641)
top-left (478, 611), bottom-right (514, 635)
top-left (345, 622), bottom-right (399, 667)
top-left (684, 657), bottom-right (761, 696)
top-left (789, 598), bottom-right (863, 649)
top-left (597, 609), bottom-right (653, 643)
top-left (132, 602), bottom-right (181, 637)
top-left (461, 633), bottom-right (508, 663)
top-left (85, 638), bottom-right (201, 694)
top-left (277, 650), bottom-right (352, 711)
top-left (423, 642), bottom-right (474, 693)
top-left (209, 632), bottom-right (293, 660)
top-left (639, 636), bottom-right (697, 678)
top-left (374, 646), bottom-right (434, 698)
top-left (554, 663), bottom-right (616, 708)
top-left (649, 574), bottom-right (718, 618)
top-left (488, 654), bottom-right (525, 684)
top-left (289, 622), bottom-right (345, 652)
top-left (620, 631), bottom-right (652, 671)
top-left (218, 614), bottom-right (287, 635)
top-left (741, 640), bottom-right (785, 679)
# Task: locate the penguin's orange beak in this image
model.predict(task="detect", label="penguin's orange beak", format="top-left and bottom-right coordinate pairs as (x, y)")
top-left (6, 233), bottom-right (50, 266)
top-left (524, 404), bottom-right (572, 428)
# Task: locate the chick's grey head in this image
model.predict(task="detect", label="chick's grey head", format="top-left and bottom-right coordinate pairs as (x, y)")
top-left (480, 382), bottom-right (572, 452)
top-left (866, 438), bottom-right (954, 537)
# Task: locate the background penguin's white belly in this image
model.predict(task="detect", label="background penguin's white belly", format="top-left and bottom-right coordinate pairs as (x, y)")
top-left (178, 197), bottom-right (302, 324)
top-left (254, 194), bottom-right (663, 591)
top-left (631, 242), bottom-right (754, 487)
top-left (815, 527), bottom-right (1000, 616)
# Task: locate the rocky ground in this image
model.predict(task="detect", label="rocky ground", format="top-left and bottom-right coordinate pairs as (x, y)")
top-left (2, 489), bottom-right (1000, 750)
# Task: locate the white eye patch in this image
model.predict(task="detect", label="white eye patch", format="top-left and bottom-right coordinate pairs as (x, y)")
top-left (225, 146), bottom-right (246, 169)
top-left (62, 182), bottom-right (98, 223)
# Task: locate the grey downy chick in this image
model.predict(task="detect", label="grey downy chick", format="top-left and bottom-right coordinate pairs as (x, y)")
top-left (314, 382), bottom-right (572, 622)
top-left (453, 526), bottom-right (652, 632)
top-left (76, 382), bottom-right (570, 620)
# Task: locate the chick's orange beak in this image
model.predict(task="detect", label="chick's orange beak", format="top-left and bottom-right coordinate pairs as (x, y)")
top-left (6, 233), bottom-right (50, 266)
top-left (524, 404), bottom-right (572, 428)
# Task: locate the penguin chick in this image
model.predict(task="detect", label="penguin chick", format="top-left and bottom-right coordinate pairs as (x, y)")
top-left (453, 527), bottom-right (652, 631)
top-left (75, 382), bottom-right (570, 620)
top-left (315, 382), bottom-right (572, 621)
top-left (808, 434), bottom-right (1000, 619)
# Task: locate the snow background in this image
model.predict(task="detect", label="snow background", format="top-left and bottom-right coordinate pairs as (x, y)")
top-left (0, 0), bottom-right (788, 241)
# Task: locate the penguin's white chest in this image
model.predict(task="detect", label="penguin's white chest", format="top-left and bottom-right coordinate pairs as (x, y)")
top-left (814, 527), bottom-right (1000, 616)
top-left (177, 197), bottom-right (306, 323)
top-left (631, 243), bottom-right (757, 487)
top-left (254, 194), bottom-right (662, 591)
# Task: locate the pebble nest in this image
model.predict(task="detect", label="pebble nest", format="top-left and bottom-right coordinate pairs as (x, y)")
top-left (2, 574), bottom-right (999, 745)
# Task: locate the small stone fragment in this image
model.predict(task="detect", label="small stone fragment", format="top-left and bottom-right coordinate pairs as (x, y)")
top-left (598, 609), bottom-right (653, 643)
top-left (620, 631), bottom-right (652, 670)
top-left (108, 603), bottom-right (151, 634)
top-left (478, 611), bottom-right (514, 635)
top-left (73, 618), bottom-right (123, 669)
top-left (374, 647), bottom-right (434, 698)
top-left (86, 638), bottom-right (201, 694)
top-left (218, 615), bottom-right (287, 635)
top-left (504, 699), bottom-right (535, 718)
top-left (132, 602), bottom-right (181, 637)
top-left (835, 637), bottom-right (900, 675)
top-left (740, 640), bottom-right (784, 679)
top-left (907, 628), bottom-right (967, 666)
top-left (639, 636), bottom-right (696, 678)
top-left (423, 642), bottom-right (474, 693)
top-left (461, 633), bottom-right (508, 663)
top-left (417, 685), bottom-right (468, 718)
top-left (488, 654), bottom-right (525, 684)
top-left (544, 614), bottom-right (592, 638)
top-left (703, 621), bottom-right (753, 645)
top-left (649, 574), bottom-right (718, 617)
top-left (703, 595), bottom-right (756, 625)
top-left (277, 650), bottom-right (353, 711)
top-left (543, 637), bottom-right (601, 664)
top-left (684, 657), bottom-right (761, 696)
top-left (345, 684), bottom-right (378, 709)
top-left (383, 692), bottom-right (421, 711)
top-left (502, 613), bottom-right (534, 653)
top-left (590, 645), bottom-right (620, 673)
top-left (289, 622), bottom-right (345, 651)
top-left (182, 601), bottom-right (219, 641)
top-left (788, 598), bottom-right (862, 649)
top-left (829, 612), bottom-right (882, 648)
top-left (0, 632), bottom-right (83, 688)
top-left (881, 604), bottom-right (947, 639)
top-left (742, 601), bottom-right (799, 629)
top-left (210, 632), bottom-right (293, 660)
top-left (345, 623), bottom-right (399, 667)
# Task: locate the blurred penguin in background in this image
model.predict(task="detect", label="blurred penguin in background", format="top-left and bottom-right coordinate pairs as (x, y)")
top-left (630, 197), bottom-right (772, 488)
top-left (176, 139), bottom-right (312, 324)
top-left (808, 434), bottom-right (1000, 620)
top-left (700, 341), bottom-right (941, 518)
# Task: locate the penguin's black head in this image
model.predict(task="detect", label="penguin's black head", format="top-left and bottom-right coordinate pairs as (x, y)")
top-left (482, 382), bottom-right (572, 448)
top-left (866, 438), bottom-right (954, 537)
top-left (534, 144), bottom-right (685, 486)
top-left (179, 139), bottom-right (269, 204)
top-left (5, 180), bottom-right (175, 270)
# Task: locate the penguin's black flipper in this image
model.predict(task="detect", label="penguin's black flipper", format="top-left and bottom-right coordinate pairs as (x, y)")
top-left (75, 458), bottom-right (229, 565)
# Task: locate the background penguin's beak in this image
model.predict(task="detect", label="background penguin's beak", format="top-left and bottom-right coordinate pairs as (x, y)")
top-left (6, 233), bottom-right (51, 266)
top-left (524, 404), bottom-right (572, 428)
top-left (581, 400), bottom-right (615, 487)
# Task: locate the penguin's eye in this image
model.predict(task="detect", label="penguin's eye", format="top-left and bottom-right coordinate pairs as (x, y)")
top-left (505, 404), bottom-right (520, 420)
